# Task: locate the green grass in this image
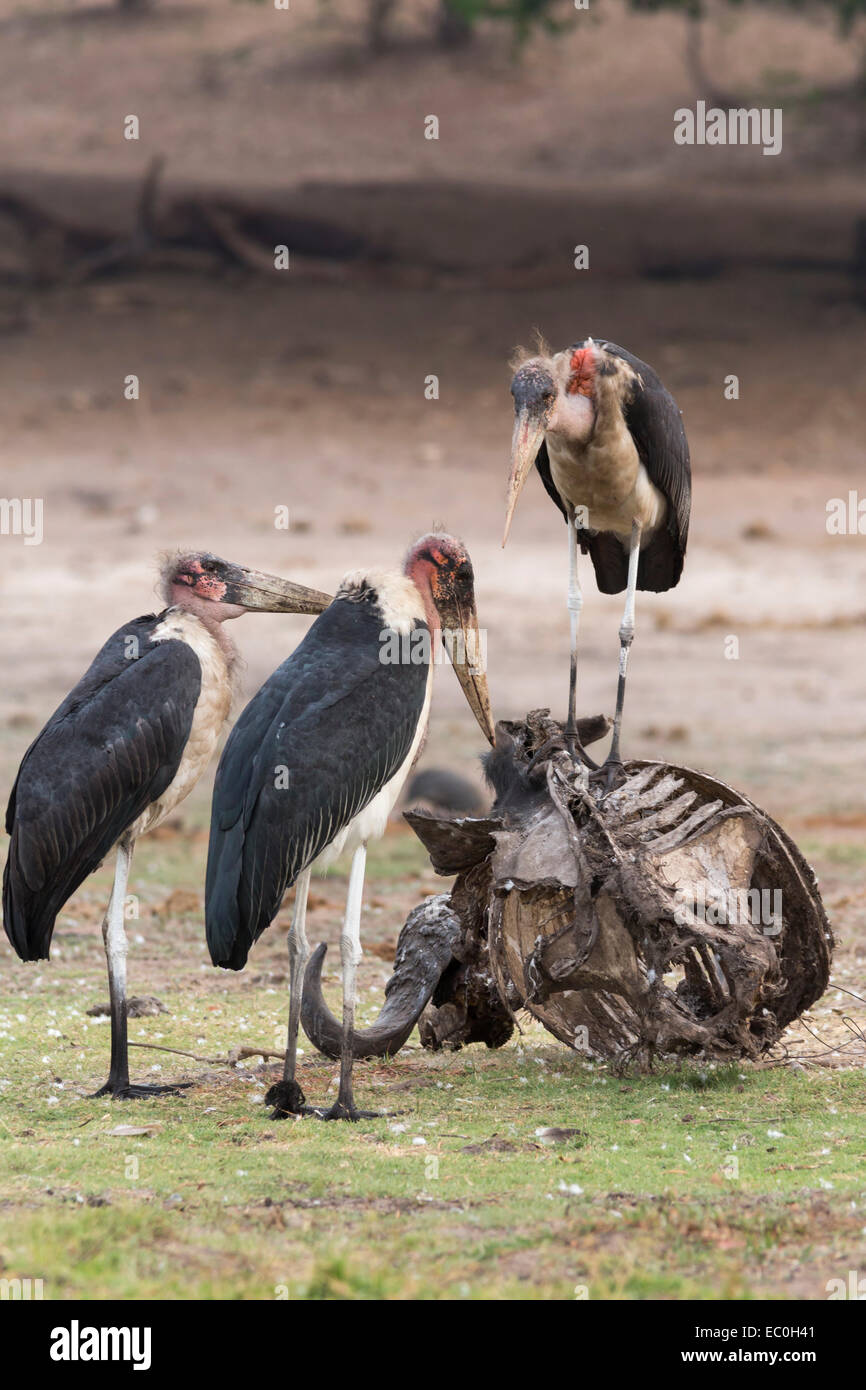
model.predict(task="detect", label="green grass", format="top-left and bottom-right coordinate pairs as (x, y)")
top-left (1, 993), bottom-right (865, 1300)
top-left (800, 838), bottom-right (866, 868)
top-left (0, 817), bottom-right (864, 1300)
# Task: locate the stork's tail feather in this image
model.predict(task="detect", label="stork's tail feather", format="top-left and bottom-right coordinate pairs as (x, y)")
top-left (205, 821), bottom-right (252, 970)
top-left (208, 934), bottom-right (252, 972)
top-left (206, 810), bottom-right (301, 971)
top-left (2, 860), bottom-right (55, 962)
top-left (204, 890), bottom-right (251, 972)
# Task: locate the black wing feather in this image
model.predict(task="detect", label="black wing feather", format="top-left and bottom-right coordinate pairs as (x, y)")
top-left (3, 615), bottom-right (201, 960)
top-left (578, 532), bottom-right (629, 594)
top-left (205, 593), bottom-right (429, 971)
top-left (534, 438), bottom-right (567, 522)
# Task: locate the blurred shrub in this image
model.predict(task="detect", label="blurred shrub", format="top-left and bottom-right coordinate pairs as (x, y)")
top-left (629, 0), bottom-right (866, 36)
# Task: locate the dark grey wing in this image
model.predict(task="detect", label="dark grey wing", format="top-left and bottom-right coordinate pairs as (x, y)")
top-left (3, 615), bottom-right (201, 960)
top-left (580, 340), bottom-right (692, 594)
top-left (205, 594), bottom-right (429, 971)
top-left (578, 531), bottom-right (629, 595)
top-left (534, 439), bottom-right (567, 522)
top-left (614, 341), bottom-right (691, 592)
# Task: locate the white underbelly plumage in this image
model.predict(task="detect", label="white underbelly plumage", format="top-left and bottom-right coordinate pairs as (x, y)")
top-left (547, 433), bottom-right (667, 539)
top-left (313, 663), bottom-right (434, 871)
top-left (130, 612), bottom-right (232, 839)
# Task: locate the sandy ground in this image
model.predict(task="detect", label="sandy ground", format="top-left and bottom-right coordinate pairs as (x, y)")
top-left (1, 266), bottom-right (864, 816)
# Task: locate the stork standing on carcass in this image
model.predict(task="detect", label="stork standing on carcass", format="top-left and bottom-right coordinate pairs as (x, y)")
top-left (205, 533), bottom-right (495, 1122)
top-left (503, 337), bottom-right (691, 781)
top-left (3, 553), bottom-right (331, 1099)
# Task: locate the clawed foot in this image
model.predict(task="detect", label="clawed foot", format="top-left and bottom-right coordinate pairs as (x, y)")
top-left (526, 736), bottom-right (563, 775)
top-left (590, 757), bottom-right (626, 794)
top-left (265, 1078), bottom-right (307, 1119)
top-left (563, 730), bottom-right (599, 774)
top-left (320, 1101), bottom-right (382, 1123)
top-left (91, 1080), bottom-right (192, 1100)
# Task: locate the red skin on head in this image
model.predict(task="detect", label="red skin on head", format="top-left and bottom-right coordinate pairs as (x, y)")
top-left (404, 535), bottom-right (470, 633)
top-left (174, 557), bottom-right (228, 603)
top-left (567, 347), bottom-right (596, 398)
top-left (405, 551), bottom-right (443, 632)
top-left (191, 574), bottom-right (228, 601)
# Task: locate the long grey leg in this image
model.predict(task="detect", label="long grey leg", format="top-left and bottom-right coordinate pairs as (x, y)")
top-left (93, 835), bottom-right (134, 1096)
top-left (267, 867), bottom-right (313, 1117)
top-left (565, 503), bottom-right (582, 740)
top-left (562, 504), bottom-right (599, 771)
top-left (93, 833), bottom-right (192, 1100)
top-left (324, 842), bottom-right (372, 1121)
top-left (283, 866), bottom-right (311, 1083)
top-left (607, 520), bottom-right (642, 768)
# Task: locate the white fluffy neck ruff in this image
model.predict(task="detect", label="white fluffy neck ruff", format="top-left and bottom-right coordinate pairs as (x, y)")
top-left (336, 567), bottom-right (427, 636)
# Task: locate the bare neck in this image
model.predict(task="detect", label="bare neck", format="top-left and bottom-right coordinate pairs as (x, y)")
top-left (168, 586), bottom-right (242, 669)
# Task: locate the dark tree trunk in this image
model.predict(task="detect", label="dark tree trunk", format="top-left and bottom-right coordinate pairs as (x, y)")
top-left (436, 1), bottom-right (474, 50)
top-left (367, 0), bottom-right (397, 51)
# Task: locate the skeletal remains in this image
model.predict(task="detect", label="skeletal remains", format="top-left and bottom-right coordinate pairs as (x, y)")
top-left (302, 710), bottom-right (832, 1068)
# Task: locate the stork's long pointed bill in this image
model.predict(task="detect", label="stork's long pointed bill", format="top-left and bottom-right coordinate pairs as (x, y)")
top-left (434, 592), bottom-right (496, 747)
top-left (222, 565), bottom-right (333, 614)
top-left (503, 407), bottom-right (546, 547)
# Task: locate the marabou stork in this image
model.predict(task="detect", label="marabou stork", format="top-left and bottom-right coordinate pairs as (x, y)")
top-left (205, 533), bottom-right (495, 1122)
top-left (503, 337), bottom-right (691, 779)
top-left (3, 552), bottom-right (331, 1099)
